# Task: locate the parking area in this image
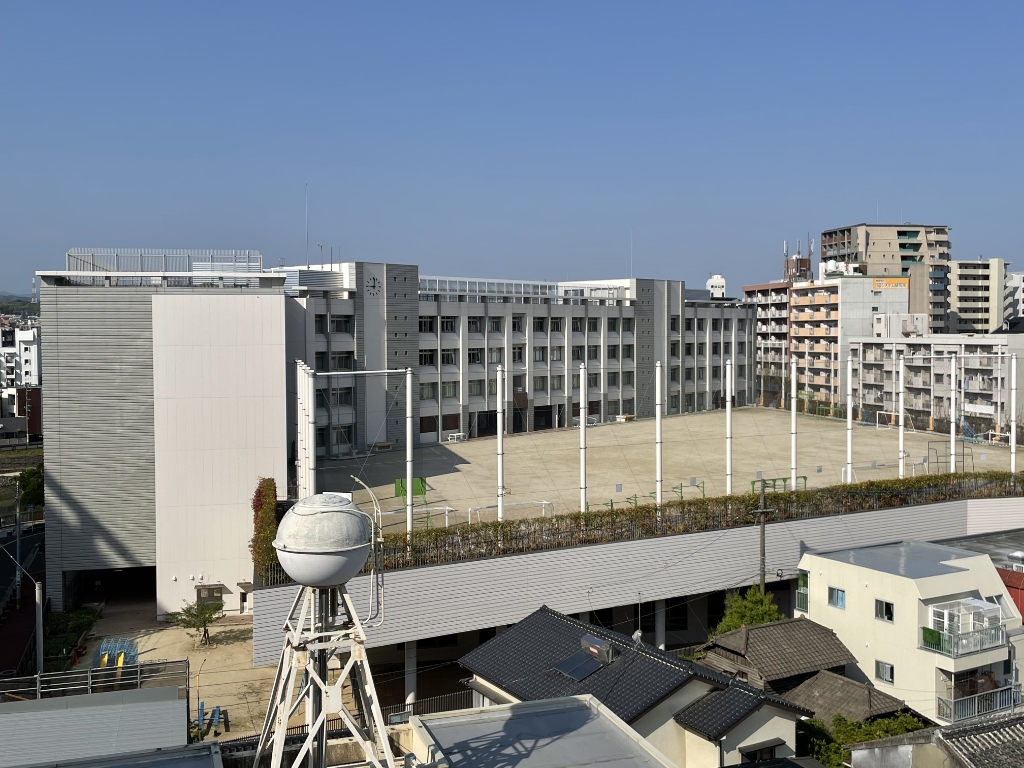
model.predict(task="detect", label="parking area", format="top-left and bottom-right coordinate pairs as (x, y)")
top-left (320, 407), bottom-right (1013, 530)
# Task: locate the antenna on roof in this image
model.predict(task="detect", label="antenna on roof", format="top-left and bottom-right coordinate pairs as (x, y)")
top-left (305, 183), bottom-right (309, 268)
top-left (630, 227), bottom-right (634, 279)
top-left (784, 240), bottom-right (788, 258)
top-left (797, 239), bottom-right (801, 257)
top-left (808, 232), bottom-right (814, 260)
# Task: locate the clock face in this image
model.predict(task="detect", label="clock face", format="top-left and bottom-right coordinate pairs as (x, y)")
top-left (365, 275), bottom-right (381, 297)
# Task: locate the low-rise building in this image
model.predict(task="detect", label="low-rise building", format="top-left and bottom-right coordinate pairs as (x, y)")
top-left (796, 540), bottom-right (1023, 725)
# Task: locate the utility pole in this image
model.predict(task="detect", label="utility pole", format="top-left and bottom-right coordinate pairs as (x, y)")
top-left (759, 479), bottom-right (766, 594)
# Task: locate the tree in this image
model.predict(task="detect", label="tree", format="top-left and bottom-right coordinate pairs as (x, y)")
top-left (797, 713), bottom-right (925, 768)
top-left (18, 463), bottom-right (43, 507)
top-left (712, 585), bottom-right (783, 636)
top-left (166, 598), bottom-right (224, 648)
top-left (249, 477), bottom-right (279, 579)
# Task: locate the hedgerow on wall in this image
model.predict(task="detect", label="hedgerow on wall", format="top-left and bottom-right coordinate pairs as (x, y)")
top-left (249, 477), bottom-right (279, 576)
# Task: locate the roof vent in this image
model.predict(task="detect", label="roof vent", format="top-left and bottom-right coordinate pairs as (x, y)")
top-left (581, 633), bottom-right (616, 664)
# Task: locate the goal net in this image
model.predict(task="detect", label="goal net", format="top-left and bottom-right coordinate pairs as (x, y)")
top-left (876, 411), bottom-right (916, 431)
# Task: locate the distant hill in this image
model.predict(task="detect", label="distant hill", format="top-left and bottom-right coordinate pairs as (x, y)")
top-left (0, 297), bottom-right (37, 316)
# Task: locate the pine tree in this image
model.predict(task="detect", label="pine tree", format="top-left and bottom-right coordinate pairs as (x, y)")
top-left (713, 586), bottom-right (783, 636)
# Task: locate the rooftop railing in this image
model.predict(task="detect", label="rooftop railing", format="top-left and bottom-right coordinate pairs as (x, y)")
top-left (258, 472), bottom-right (1024, 586)
top-left (938, 684), bottom-right (1019, 722)
top-left (0, 659), bottom-right (189, 701)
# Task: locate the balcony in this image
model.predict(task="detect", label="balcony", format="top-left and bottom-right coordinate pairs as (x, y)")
top-left (937, 685), bottom-right (1019, 723)
top-left (921, 598), bottom-right (1006, 658)
top-left (796, 588), bottom-right (808, 612)
top-left (921, 625), bottom-right (1005, 657)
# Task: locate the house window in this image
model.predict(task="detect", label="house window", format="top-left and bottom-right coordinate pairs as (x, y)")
top-left (723, 342), bottom-right (731, 355)
top-left (588, 373), bottom-right (600, 389)
top-left (420, 415), bottom-right (438, 434)
top-left (608, 372), bottom-right (619, 387)
top-left (875, 660), bottom-right (895, 684)
top-left (533, 376), bottom-right (547, 392)
top-left (670, 316), bottom-right (680, 332)
top-left (441, 413), bottom-right (460, 431)
top-left (488, 348), bottom-right (503, 364)
top-left (315, 314), bottom-right (326, 334)
top-left (572, 346), bottom-right (584, 361)
top-left (511, 316), bottom-right (524, 333)
top-left (468, 348), bottom-right (483, 365)
top-left (551, 346), bottom-right (563, 361)
top-left (332, 425), bottom-right (353, 448)
top-left (331, 315), bottom-right (353, 333)
top-left (550, 317), bottom-right (563, 332)
top-left (623, 371), bottom-right (634, 386)
top-left (441, 349), bottom-right (458, 366)
top-left (440, 317), bottom-right (457, 333)
top-left (441, 381), bottom-right (459, 399)
top-left (712, 366), bottom-right (720, 379)
top-left (511, 346), bottom-right (524, 363)
top-left (685, 343), bottom-right (694, 356)
top-left (608, 318), bottom-right (619, 333)
top-left (828, 587), bottom-right (846, 609)
top-left (588, 318), bottom-right (600, 333)
top-left (572, 318), bottom-right (584, 333)
top-left (419, 317), bottom-right (436, 333)
top-left (551, 375), bottom-right (564, 391)
top-left (468, 316), bottom-right (483, 333)
top-left (488, 317), bottom-right (502, 333)
top-left (533, 318), bottom-right (546, 333)
top-left (607, 345), bottom-right (619, 360)
top-left (534, 347), bottom-right (547, 362)
top-left (875, 600), bottom-right (895, 623)
top-left (741, 746), bottom-right (776, 763)
top-left (419, 383), bottom-right (437, 401)
top-left (468, 379), bottom-right (485, 397)
top-left (697, 368), bottom-right (705, 380)
top-left (622, 318), bottom-right (634, 332)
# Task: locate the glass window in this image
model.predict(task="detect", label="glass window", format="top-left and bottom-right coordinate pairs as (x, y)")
top-left (874, 660), bottom-right (894, 684)
top-left (685, 367), bottom-right (694, 381)
top-left (440, 317), bottom-right (457, 333)
top-left (441, 381), bottom-right (459, 399)
top-left (572, 346), bottom-right (584, 361)
top-left (712, 342), bottom-right (721, 355)
top-left (572, 373), bottom-right (580, 389)
top-left (608, 318), bottom-right (619, 332)
top-left (551, 375), bottom-right (564, 391)
top-left (622, 318), bottom-right (634, 332)
top-left (697, 318), bottom-right (705, 332)
top-left (511, 346), bottom-right (524, 363)
top-left (533, 317), bottom-right (546, 333)
top-left (511, 316), bottom-right (524, 332)
top-left (331, 387), bottom-right (352, 406)
top-left (419, 317), bottom-right (436, 333)
top-left (488, 347), bottom-right (503, 363)
top-left (670, 341), bottom-right (680, 357)
top-left (315, 314), bottom-right (326, 334)
top-left (331, 351), bottom-right (354, 371)
top-left (314, 352), bottom-right (327, 371)
top-left (670, 366), bottom-right (680, 383)
top-left (419, 383), bottom-right (437, 401)
top-left (622, 344), bottom-right (633, 359)
top-left (419, 415), bottom-right (437, 434)
top-left (723, 319), bottom-right (731, 331)
top-left (828, 587), bottom-right (846, 609)
top-left (607, 372), bottom-right (619, 387)
top-left (738, 319), bottom-right (746, 332)
top-left (441, 349), bottom-right (458, 366)
top-left (534, 347), bottom-right (547, 362)
top-left (441, 413), bottom-right (460, 431)
top-left (331, 315), bottom-right (353, 334)
top-left (607, 345), bottom-right (619, 360)
top-left (488, 378), bottom-right (498, 395)
top-left (587, 345), bottom-right (600, 361)
top-left (551, 346), bottom-right (563, 361)
top-left (712, 319), bottom-right (721, 331)
top-left (533, 376), bottom-right (547, 392)
top-left (588, 318), bottom-right (600, 333)
top-left (467, 317), bottom-right (483, 333)
top-left (587, 373), bottom-right (600, 389)
top-left (875, 600), bottom-right (894, 623)
top-left (712, 365), bottom-right (720, 379)
top-left (685, 318), bottom-right (693, 332)
top-left (698, 342), bottom-right (706, 356)
top-left (468, 348), bottom-right (483, 365)
top-left (623, 371), bottom-right (634, 386)
top-left (468, 379), bottom-right (485, 396)
top-left (670, 316), bottom-right (680, 332)
top-left (488, 317), bottom-right (502, 333)
top-left (572, 317), bottom-right (584, 333)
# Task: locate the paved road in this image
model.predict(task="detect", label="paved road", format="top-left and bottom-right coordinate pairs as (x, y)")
top-left (0, 531), bottom-right (43, 596)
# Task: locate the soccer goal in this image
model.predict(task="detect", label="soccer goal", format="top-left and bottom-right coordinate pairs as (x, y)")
top-left (876, 411), bottom-right (916, 432)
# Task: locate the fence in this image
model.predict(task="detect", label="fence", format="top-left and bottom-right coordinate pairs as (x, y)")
top-left (937, 685), bottom-right (1019, 722)
top-left (259, 472), bottom-right (1024, 587)
top-left (0, 659), bottom-right (189, 701)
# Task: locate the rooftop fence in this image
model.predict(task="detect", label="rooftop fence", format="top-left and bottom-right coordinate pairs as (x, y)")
top-left (259, 472), bottom-right (1024, 587)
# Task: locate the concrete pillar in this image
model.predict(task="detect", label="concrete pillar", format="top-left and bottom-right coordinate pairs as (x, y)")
top-left (655, 599), bottom-right (666, 651)
top-left (404, 641), bottom-right (417, 707)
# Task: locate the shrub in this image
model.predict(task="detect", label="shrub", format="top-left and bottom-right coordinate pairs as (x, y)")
top-left (249, 477), bottom-right (279, 577)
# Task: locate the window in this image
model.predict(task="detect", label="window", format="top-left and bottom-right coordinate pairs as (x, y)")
top-left (533, 317), bottom-right (546, 333)
top-left (316, 389), bottom-right (328, 409)
top-left (698, 368), bottom-right (705, 380)
top-left (875, 660), bottom-right (895, 684)
top-left (738, 319), bottom-right (746, 332)
top-left (550, 317), bottom-right (563, 332)
top-left (738, 341), bottom-right (746, 354)
top-left (685, 318), bottom-right (693, 332)
top-left (331, 351), bottom-right (355, 371)
top-left (607, 399), bottom-right (620, 417)
top-left (419, 383), bottom-right (437, 401)
top-left (607, 372), bottom-right (619, 387)
top-left (488, 378), bottom-right (498, 395)
top-left (669, 341), bottom-right (678, 358)
top-left (670, 316), bottom-right (680, 332)
top-left (697, 318), bottom-right (705, 332)
top-left (468, 317), bottom-right (483, 333)
top-left (741, 746), bottom-right (776, 763)
top-left (723, 319), bottom-right (731, 331)
top-left (587, 345), bottom-right (600, 361)
top-left (511, 315), bottom-right (524, 333)
top-left (607, 345), bottom-right (619, 360)
top-left (685, 367), bottom-right (694, 381)
top-left (623, 371), bottom-right (634, 386)
top-left (572, 345), bottom-right (584, 361)
top-left (534, 347), bottom-right (547, 362)
top-left (332, 425), bottom-right (353, 448)
top-left (572, 373), bottom-right (580, 389)
top-left (622, 397), bottom-right (634, 414)
top-left (712, 319), bottom-right (721, 331)
top-left (551, 346), bottom-right (563, 361)
top-left (419, 317), bottom-right (436, 333)
top-left (685, 343), bottom-right (694, 357)
top-left (420, 415), bottom-right (438, 434)
top-left (622, 318), bottom-right (634, 332)
top-left (488, 348), bottom-right (503, 364)
top-left (875, 600), bottom-right (894, 623)
top-left (697, 342), bottom-right (706, 356)
top-left (441, 413), bottom-right (460, 431)
top-left (622, 344), bottom-right (633, 359)
top-left (828, 587), bottom-right (846, 609)
top-left (712, 342), bottom-right (721, 355)
top-left (670, 366), bottom-right (680, 383)
top-left (331, 387), bottom-right (353, 406)
top-left (738, 364), bottom-right (745, 378)
top-left (723, 342), bottom-right (731, 355)
top-left (316, 426), bottom-right (326, 447)
top-left (314, 352), bottom-right (327, 371)
top-left (712, 366), bottom-right (720, 379)
top-left (551, 375), bottom-right (564, 391)
top-left (511, 346), bottom-right (524, 363)
top-left (315, 314), bottom-right (326, 334)
top-left (572, 318), bottom-right (584, 333)
top-left (331, 315), bottom-right (353, 333)
top-left (440, 317), bottom-right (457, 333)
top-left (608, 318), bottom-right (619, 333)
top-left (588, 373), bottom-right (600, 389)
top-left (457, 347), bottom-right (478, 366)
top-left (533, 376), bottom-right (547, 392)
top-left (441, 349), bottom-right (458, 366)
top-left (468, 379), bottom-right (485, 397)
top-left (488, 317), bottom-right (502, 333)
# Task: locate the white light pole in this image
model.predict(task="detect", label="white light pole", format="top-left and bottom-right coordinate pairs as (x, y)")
top-left (1012, 353), bottom-right (1018, 473)
top-left (497, 365), bottom-right (505, 521)
top-left (898, 355), bottom-right (905, 479)
top-left (726, 359), bottom-right (733, 495)
top-left (846, 356), bottom-right (853, 484)
top-left (406, 368), bottom-right (414, 538)
top-left (790, 357), bottom-right (797, 488)
top-left (655, 361), bottom-right (663, 514)
top-left (950, 353), bottom-right (957, 473)
top-left (580, 362), bottom-right (587, 513)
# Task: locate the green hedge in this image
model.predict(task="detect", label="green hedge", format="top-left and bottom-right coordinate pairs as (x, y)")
top-left (249, 478), bottom-right (279, 576)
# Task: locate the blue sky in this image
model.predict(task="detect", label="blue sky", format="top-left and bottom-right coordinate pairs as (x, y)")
top-left (2, 2), bottom-right (1021, 293)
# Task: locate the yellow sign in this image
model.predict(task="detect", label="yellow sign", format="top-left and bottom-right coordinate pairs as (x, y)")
top-left (872, 277), bottom-right (910, 290)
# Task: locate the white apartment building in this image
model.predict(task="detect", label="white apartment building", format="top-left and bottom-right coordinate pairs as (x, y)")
top-left (850, 334), bottom-right (1024, 440)
top-left (1, 325), bottom-right (40, 418)
top-left (788, 276), bottom-right (909, 406)
top-left (272, 264), bottom-right (757, 457)
top-left (743, 281), bottom-right (791, 408)
top-left (797, 540), bottom-right (1023, 725)
top-left (947, 258), bottom-right (1013, 333)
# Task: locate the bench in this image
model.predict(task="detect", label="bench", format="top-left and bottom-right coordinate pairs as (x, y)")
top-left (372, 442), bottom-right (394, 453)
top-left (447, 432), bottom-right (467, 443)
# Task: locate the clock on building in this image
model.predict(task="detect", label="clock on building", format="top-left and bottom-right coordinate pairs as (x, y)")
top-left (365, 275), bottom-right (381, 297)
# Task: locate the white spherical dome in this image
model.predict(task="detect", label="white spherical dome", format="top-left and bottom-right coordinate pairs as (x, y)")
top-left (273, 493), bottom-right (372, 586)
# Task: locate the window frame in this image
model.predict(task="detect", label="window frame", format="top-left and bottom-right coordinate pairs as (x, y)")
top-left (875, 599), bottom-right (895, 623)
top-left (828, 587), bottom-right (846, 609)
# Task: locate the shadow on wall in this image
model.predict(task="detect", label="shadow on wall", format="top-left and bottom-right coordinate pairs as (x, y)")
top-left (316, 442), bottom-right (471, 498)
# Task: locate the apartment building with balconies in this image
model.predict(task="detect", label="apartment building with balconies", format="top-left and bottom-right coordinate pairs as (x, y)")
top-left (274, 264), bottom-right (756, 454)
top-left (820, 223), bottom-right (952, 333)
top-left (797, 540), bottom-right (1023, 725)
top-left (947, 258), bottom-right (1013, 333)
top-left (1, 324), bottom-right (39, 418)
top-left (788, 276), bottom-right (909, 406)
top-left (742, 281), bottom-right (791, 408)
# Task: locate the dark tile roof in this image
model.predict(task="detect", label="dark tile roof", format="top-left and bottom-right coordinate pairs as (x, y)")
top-left (458, 606), bottom-right (733, 723)
top-left (941, 711), bottom-right (1024, 768)
top-left (784, 670), bottom-right (906, 723)
top-left (705, 617), bottom-right (857, 681)
top-left (744, 759), bottom-right (827, 768)
top-left (672, 684), bottom-right (811, 741)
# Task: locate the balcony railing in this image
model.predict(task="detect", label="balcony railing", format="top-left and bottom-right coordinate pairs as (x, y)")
top-left (796, 589), bottom-right (808, 612)
top-left (920, 625), bottom-right (1006, 658)
top-left (937, 685), bottom-right (1019, 722)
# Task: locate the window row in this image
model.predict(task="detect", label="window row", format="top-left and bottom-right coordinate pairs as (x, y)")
top-left (313, 351), bottom-right (355, 371)
top-left (419, 345), bottom-right (635, 367)
top-left (418, 371), bottom-right (636, 400)
top-left (314, 315), bottom-right (354, 335)
top-left (673, 364), bottom-right (747, 382)
top-left (314, 386), bottom-right (353, 408)
top-left (419, 316), bottom-right (638, 334)
top-left (671, 317), bottom-right (747, 333)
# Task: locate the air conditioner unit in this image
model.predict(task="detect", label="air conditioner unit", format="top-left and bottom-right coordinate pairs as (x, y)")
top-left (1012, 563), bottom-right (1024, 573)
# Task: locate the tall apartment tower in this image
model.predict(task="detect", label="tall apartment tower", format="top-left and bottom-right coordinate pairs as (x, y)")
top-left (947, 258), bottom-right (1013, 333)
top-left (819, 224), bottom-right (952, 333)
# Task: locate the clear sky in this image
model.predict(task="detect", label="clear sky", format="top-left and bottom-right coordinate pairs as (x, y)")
top-left (1, 2), bottom-right (1021, 294)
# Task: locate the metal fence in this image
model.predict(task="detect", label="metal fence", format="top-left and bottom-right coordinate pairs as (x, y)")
top-left (938, 684), bottom-right (1019, 722)
top-left (260, 472), bottom-right (1024, 587)
top-left (0, 659), bottom-right (189, 701)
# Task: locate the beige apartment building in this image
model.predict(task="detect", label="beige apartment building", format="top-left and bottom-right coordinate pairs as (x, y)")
top-left (743, 281), bottom-right (791, 407)
top-left (948, 258), bottom-right (1013, 333)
